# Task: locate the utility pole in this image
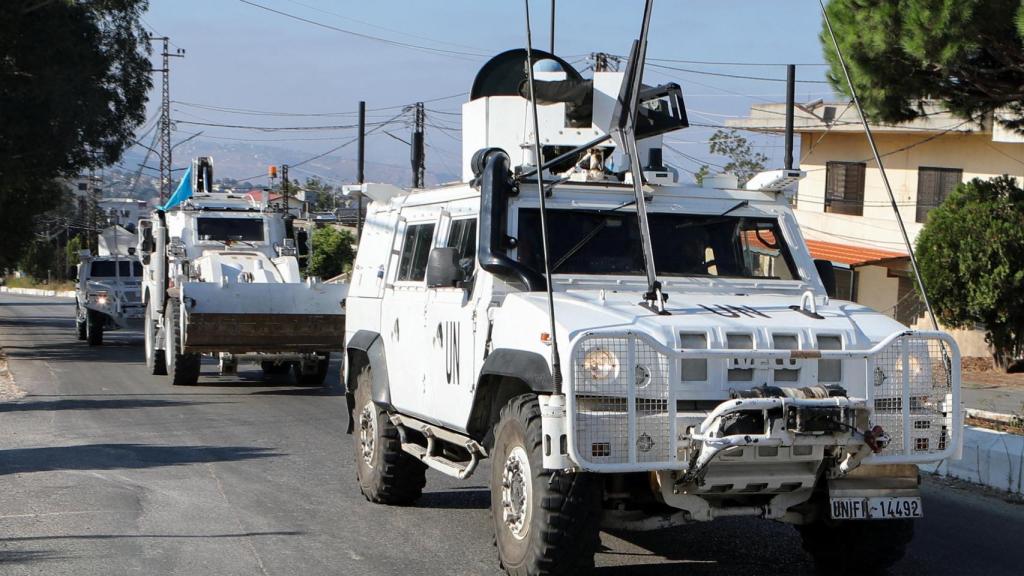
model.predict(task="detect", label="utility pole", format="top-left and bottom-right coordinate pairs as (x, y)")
top-left (411, 102), bottom-right (425, 188)
top-left (592, 52), bottom-right (613, 72)
top-left (148, 36), bottom-right (185, 203)
top-left (784, 64), bottom-right (796, 171)
top-left (281, 163), bottom-right (290, 214)
top-left (550, 0), bottom-right (556, 54)
top-left (357, 101), bottom-right (365, 239)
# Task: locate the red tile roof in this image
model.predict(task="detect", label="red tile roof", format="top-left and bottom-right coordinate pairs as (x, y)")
top-left (805, 238), bottom-right (907, 267)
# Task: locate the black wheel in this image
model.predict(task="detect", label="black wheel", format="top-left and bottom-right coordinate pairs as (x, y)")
top-left (353, 365), bottom-right (426, 504)
top-left (490, 394), bottom-right (602, 576)
top-left (261, 361), bottom-right (291, 376)
top-left (144, 301), bottom-right (167, 375)
top-left (293, 353), bottom-right (330, 386)
top-left (797, 516), bottom-right (914, 575)
top-left (86, 309), bottom-right (104, 346)
top-left (164, 300), bottom-right (200, 386)
top-left (75, 307), bottom-right (86, 341)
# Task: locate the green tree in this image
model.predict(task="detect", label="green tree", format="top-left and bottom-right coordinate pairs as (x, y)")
top-left (704, 129), bottom-right (768, 186)
top-left (18, 239), bottom-right (59, 282)
top-left (916, 176), bottom-right (1024, 368)
top-left (307, 226), bottom-right (356, 280)
top-left (0, 0), bottom-right (152, 269)
top-left (821, 0), bottom-right (1024, 132)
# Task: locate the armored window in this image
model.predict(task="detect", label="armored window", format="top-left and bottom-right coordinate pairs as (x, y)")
top-left (447, 218), bottom-right (477, 278)
top-left (196, 218), bottom-right (265, 242)
top-left (397, 222), bottom-right (436, 282)
top-left (824, 161), bottom-right (866, 216)
top-left (89, 261), bottom-right (117, 277)
top-left (915, 167), bottom-right (962, 223)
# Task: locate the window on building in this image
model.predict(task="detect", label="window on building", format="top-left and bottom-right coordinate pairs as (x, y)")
top-left (824, 161), bottom-right (866, 216)
top-left (916, 167), bottom-right (962, 223)
top-left (396, 222), bottom-right (436, 282)
top-left (77, 182), bottom-right (88, 191)
top-left (833, 266), bottom-right (855, 300)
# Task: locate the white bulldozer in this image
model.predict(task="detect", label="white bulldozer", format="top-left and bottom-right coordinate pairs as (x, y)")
top-left (138, 157), bottom-right (347, 386)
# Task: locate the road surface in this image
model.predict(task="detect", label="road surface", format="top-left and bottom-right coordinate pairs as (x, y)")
top-left (1, 293), bottom-right (1021, 575)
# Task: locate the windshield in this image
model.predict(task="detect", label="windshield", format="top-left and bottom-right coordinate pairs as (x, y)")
top-left (89, 260), bottom-right (142, 277)
top-left (196, 217), bottom-right (265, 242)
top-left (516, 209), bottom-right (799, 280)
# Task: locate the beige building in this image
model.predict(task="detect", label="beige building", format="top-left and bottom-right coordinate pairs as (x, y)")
top-left (728, 102), bottom-right (1024, 357)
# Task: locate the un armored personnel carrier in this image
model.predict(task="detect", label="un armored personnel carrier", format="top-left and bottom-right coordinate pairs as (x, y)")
top-left (74, 225), bottom-right (144, 346)
top-left (342, 6), bottom-right (962, 575)
top-left (138, 157), bottom-right (347, 386)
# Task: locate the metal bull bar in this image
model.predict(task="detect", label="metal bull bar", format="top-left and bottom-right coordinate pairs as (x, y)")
top-left (566, 330), bottom-right (962, 473)
top-left (180, 281), bottom-right (347, 354)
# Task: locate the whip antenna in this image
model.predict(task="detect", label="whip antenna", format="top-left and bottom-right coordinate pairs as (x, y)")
top-left (523, 0), bottom-right (563, 392)
top-left (819, 0), bottom-right (938, 330)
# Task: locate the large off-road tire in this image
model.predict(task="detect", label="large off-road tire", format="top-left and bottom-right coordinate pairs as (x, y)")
top-left (293, 352), bottom-right (330, 386)
top-left (353, 365), bottom-right (426, 504)
top-left (797, 516), bottom-right (914, 575)
top-left (144, 302), bottom-right (167, 375)
top-left (164, 300), bottom-right (201, 386)
top-left (490, 394), bottom-right (602, 576)
top-left (75, 307), bottom-right (87, 341)
top-left (261, 361), bottom-right (291, 376)
top-left (86, 309), bottom-right (104, 346)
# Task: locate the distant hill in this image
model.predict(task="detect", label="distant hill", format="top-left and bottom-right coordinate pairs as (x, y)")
top-left (118, 140), bottom-right (459, 189)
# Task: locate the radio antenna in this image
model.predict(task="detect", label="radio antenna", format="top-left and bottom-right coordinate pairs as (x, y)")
top-left (523, 0), bottom-right (562, 392)
top-left (819, 0), bottom-right (938, 330)
top-left (610, 0), bottom-right (666, 314)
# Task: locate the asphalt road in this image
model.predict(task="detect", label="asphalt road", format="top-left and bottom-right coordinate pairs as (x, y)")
top-left (1, 293), bottom-right (1022, 575)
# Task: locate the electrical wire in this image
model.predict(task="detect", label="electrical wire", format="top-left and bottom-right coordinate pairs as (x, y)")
top-left (236, 0), bottom-right (487, 61)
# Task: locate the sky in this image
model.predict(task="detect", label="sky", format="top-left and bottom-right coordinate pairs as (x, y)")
top-left (136, 0), bottom-right (842, 184)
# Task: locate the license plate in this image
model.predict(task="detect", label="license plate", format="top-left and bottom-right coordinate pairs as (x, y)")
top-left (829, 497), bottom-right (922, 520)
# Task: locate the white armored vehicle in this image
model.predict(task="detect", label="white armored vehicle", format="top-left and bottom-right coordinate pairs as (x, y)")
top-left (138, 157), bottom-right (347, 386)
top-left (343, 7), bottom-right (962, 575)
top-left (74, 225), bottom-right (144, 346)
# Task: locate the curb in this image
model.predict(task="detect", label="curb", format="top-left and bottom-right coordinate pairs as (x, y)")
top-left (922, 426), bottom-right (1024, 495)
top-left (0, 286), bottom-right (75, 298)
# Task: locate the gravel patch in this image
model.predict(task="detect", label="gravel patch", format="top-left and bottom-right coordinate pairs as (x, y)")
top-left (0, 351), bottom-right (25, 401)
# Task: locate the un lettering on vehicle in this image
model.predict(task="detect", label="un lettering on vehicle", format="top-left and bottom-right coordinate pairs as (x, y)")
top-left (437, 321), bottom-right (461, 386)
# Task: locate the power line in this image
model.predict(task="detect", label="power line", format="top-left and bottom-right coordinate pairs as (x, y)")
top-left (647, 57), bottom-right (830, 67)
top-left (236, 0), bottom-right (487, 60)
top-left (235, 109), bottom-right (408, 181)
top-left (647, 62), bottom-right (831, 84)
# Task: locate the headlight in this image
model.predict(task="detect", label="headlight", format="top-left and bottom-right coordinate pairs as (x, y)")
top-left (97, 296), bottom-right (108, 305)
top-left (583, 348), bottom-right (619, 380)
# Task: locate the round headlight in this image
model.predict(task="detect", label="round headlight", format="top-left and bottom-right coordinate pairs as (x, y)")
top-left (583, 348), bottom-right (619, 380)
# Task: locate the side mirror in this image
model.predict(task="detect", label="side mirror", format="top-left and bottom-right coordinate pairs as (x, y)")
top-left (426, 247), bottom-right (465, 288)
top-left (814, 259), bottom-right (837, 298)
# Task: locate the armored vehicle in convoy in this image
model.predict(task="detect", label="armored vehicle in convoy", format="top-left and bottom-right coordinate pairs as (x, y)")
top-left (138, 157), bottom-right (347, 386)
top-left (342, 6), bottom-right (962, 575)
top-left (74, 225), bottom-right (144, 346)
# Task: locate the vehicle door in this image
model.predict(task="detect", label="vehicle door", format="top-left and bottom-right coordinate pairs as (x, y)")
top-left (425, 209), bottom-right (482, 431)
top-left (380, 210), bottom-right (439, 418)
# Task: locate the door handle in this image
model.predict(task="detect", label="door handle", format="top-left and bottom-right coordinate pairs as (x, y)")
top-left (392, 317), bottom-right (400, 341)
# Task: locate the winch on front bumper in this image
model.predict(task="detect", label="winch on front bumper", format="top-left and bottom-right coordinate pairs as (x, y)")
top-left (549, 330), bottom-right (961, 481)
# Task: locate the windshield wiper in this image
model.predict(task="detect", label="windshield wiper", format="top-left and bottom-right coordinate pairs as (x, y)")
top-left (551, 220), bottom-right (609, 272)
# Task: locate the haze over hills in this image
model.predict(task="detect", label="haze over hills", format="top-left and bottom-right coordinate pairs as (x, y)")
top-left (116, 139), bottom-right (460, 198)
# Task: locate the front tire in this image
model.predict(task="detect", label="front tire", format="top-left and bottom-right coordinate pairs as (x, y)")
top-left (353, 365), bottom-right (426, 504)
top-left (164, 300), bottom-right (200, 386)
top-left (797, 516), bottom-right (914, 575)
top-left (144, 301), bottom-right (167, 375)
top-left (75, 307), bottom-right (87, 341)
top-left (86, 309), bottom-right (104, 346)
top-left (490, 394), bottom-right (602, 576)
